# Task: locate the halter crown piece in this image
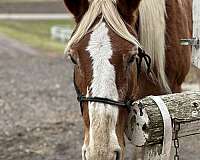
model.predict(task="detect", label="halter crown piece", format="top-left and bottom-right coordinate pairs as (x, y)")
top-left (64, 0), bottom-right (143, 55)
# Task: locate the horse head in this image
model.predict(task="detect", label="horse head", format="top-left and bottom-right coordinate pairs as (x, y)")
top-left (64, 0), bottom-right (144, 159)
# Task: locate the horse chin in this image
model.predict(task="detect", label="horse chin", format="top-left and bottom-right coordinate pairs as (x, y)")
top-left (82, 143), bottom-right (122, 160)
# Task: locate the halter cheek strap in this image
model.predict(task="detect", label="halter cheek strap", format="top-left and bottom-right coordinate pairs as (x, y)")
top-left (136, 48), bottom-right (151, 77)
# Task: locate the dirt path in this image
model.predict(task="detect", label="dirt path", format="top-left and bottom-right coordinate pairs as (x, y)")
top-left (0, 35), bottom-right (199, 160)
top-left (0, 35), bottom-right (83, 160)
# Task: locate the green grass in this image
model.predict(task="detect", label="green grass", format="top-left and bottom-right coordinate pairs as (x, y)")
top-left (0, 20), bottom-right (75, 53)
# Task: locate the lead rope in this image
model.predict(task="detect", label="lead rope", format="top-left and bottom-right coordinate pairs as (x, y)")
top-left (150, 96), bottom-right (172, 160)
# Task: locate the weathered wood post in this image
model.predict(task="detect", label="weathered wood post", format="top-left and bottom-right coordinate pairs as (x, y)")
top-left (192, 0), bottom-right (200, 69)
top-left (125, 92), bottom-right (200, 160)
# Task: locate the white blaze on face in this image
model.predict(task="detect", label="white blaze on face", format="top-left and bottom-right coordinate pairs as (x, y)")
top-left (86, 22), bottom-right (119, 153)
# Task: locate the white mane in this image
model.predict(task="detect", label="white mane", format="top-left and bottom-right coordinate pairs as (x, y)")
top-left (139, 0), bottom-right (171, 92)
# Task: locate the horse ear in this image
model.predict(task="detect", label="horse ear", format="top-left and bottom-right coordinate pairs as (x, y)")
top-left (63, 0), bottom-right (89, 23)
top-left (117, 0), bottom-right (141, 24)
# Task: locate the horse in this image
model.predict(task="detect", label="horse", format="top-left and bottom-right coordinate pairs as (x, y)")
top-left (63, 0), bottom-right (192, 159)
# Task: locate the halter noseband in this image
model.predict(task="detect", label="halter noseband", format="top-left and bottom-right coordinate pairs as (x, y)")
top-left (74, 79), bottom-right (134, 114)
top-left (73, 49), bottom-right (151, 115)
top-left (80, 93), bottom-right (134, 107)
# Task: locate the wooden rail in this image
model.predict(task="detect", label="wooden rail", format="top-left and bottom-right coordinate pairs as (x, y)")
top-left (125, 92), bottom-right (200, 159)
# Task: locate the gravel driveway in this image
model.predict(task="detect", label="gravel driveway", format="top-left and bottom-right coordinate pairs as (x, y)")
top-left (0, 35), bottom-right (83, 160)
top-left (0, 35), bottom-right (199, 160)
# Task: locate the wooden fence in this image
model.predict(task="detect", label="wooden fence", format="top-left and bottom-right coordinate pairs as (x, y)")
top-left (125, 92), bottom-right (200, 160)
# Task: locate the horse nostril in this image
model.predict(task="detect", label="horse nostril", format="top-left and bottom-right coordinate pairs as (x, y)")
top-left (83, 151), bottom-right (86, 160)
top-left (114, 150), bottom-right (121, 160)
top-left (82, 149), bottom-right (87, 160)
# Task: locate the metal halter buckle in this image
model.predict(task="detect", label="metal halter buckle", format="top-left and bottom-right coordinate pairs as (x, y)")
top-left (180, 37), bottom-right (200, 49)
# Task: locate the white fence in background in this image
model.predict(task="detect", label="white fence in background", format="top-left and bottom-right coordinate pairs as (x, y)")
top-left (51, 26), bottom-right (73, 42)
top-left (0, 14), bottom-right (73, 20)
top-left (193, 0), bottom-right (200, 69)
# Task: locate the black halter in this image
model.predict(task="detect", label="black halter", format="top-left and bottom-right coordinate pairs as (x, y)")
top-left (73, 48), bottom-right (151, 115)
top-left (74, 77), bottom-right (134, 114)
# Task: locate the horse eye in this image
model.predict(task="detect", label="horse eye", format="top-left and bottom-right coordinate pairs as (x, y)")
top-left (69, 55), bottom-right (77, 65)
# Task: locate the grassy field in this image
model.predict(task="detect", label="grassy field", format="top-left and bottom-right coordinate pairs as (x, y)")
top-left (0, 20), bottom-right (74, 53)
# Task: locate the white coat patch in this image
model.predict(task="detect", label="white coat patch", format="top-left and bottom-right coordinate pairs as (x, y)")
top-left (86, 22), bottom-right (119, 149)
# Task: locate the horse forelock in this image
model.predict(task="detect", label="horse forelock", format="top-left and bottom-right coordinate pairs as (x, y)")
top-left (65, 0), bottom-right (142, 55)
top-left (88, 0), bottom-right (117, 3)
